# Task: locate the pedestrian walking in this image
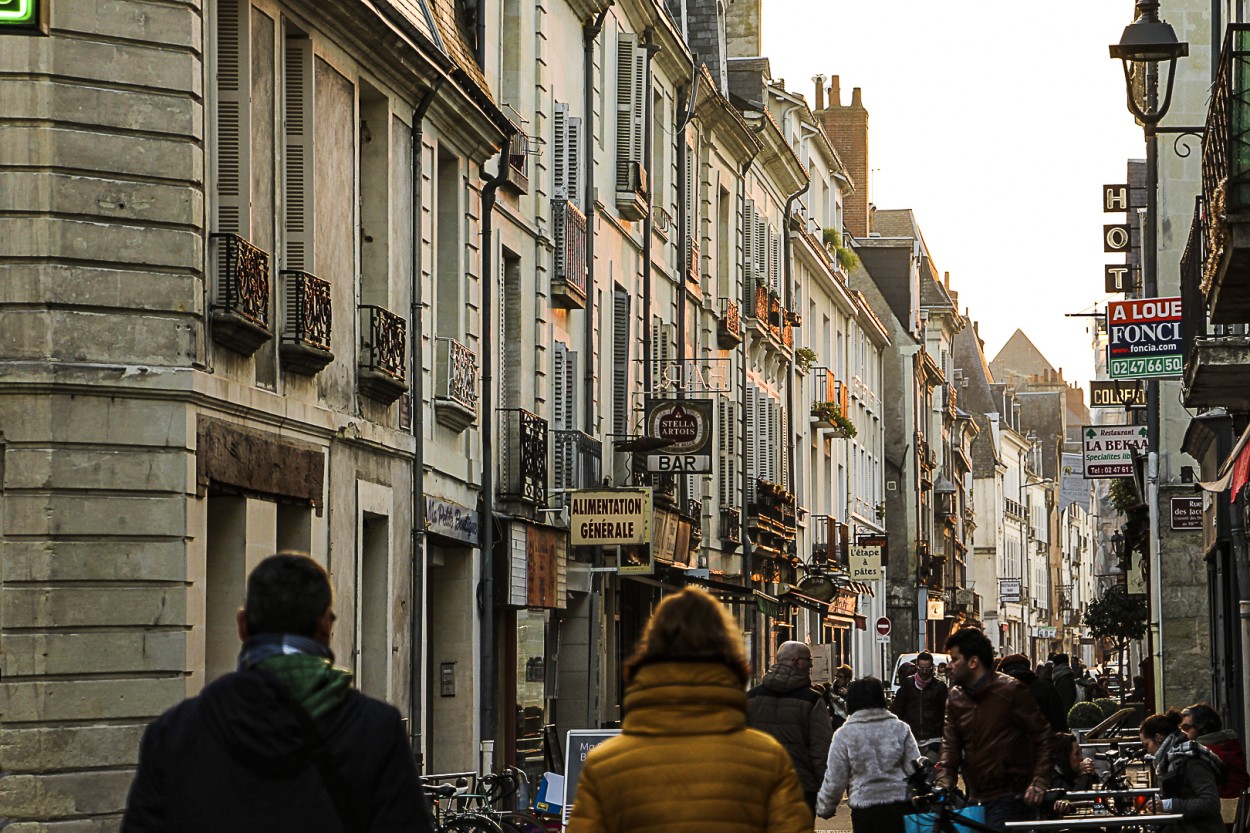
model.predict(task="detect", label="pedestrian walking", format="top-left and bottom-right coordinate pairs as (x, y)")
top-left (565, 587), bottom-right (811, 833)
top-left (1142, 711), bottom-right (1225, 833)
top-left (1182, 703), bottom-right (1249, 799)
top-left (889, 651), bottom-right (948, 753)
top-left (1050, 653), bottom-right (1079, 715)
top-left (121, 553), bottom-right (432, 833)
top-left (747, 641), bottom-right (835, 812)
top-left (816, 676), bottom-right (921, 833)
top-left (939, 628), bottom-right (1055, 830)
top-left (998, 653), bottom-right (1068, 732)
top-left (833, 664), bottom-right (853, 700)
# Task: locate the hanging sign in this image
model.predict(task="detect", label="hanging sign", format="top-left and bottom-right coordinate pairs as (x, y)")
top-left (1082, 424), bottom-right (1149, 478)
top-left (1090, 380), bottom-right (1147, 409)
top-left (1103, 184), bottom-right (1130, 213)
top-left (569, 488), bottom-right (652, 546)
top-left (645, 398), bottom-right (713, 473)
top-left (1104, 223), bottom-right (1131, 253)
top-left (1106, 297), bottom-right (1183, 379)
top-left (1105, 264), bottom-right (1132, 293)
top-left (999, 578), bottom-right (1022, 603)
top-left (848, 544), bottom-right (883, 581)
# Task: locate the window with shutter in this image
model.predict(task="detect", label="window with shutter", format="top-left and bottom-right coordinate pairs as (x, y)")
top-left (755, 218), bottom-right (768, 288)
top-left (768, 227), bottom-right (781, 294)
top-left (282, 33), bottom-right (313, 270)
top-left (553, 342), bottom-right (578, 493)
top-left (554, 103), bottom-right (569, 201)
top-left (745, 386), bottom-right (759, 485)
top-left (742, 199), bottom-right (755, 287)
top-left (778, 402), bottom-right (789, 490)
top-left (718, 398), bottom-right (737, 508)
top-left (613, 288), bottom-right (631, 437)
top-left (614, 32), bottom-right (648, 219)
top-left (214, 0), bottom-right (251, 235)
top-left (685, 134), bottom-right (699, 283)
top-left (567, 116), bottom-right (582, 209)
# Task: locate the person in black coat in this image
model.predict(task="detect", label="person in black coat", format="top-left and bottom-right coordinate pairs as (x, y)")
top-left (999, 653), bottom-right (1069, 732)
top-left (1050, 653), bottom-right (1079, 715)
top-left (122, 553), bottom-right (434, 833)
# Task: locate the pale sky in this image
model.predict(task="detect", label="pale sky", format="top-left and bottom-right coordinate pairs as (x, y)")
top-left (761, 1), bottom-right (1145, 390)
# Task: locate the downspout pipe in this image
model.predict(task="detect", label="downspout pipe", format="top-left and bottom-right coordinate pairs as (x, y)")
top-left (409, 80), bottom-right (442, 770)
top-left (479, 142), bottom-right (513, 751)
top-left (581, 2), bottom-right (610, 730)
top-left (738, 126), bottom-right (762, 672)
top-left (641, 28), bottom-right (659, 398)
top-left (675, 59), bottom-right (701, 388)
top-left (782, 180), bottom-right (809, 504)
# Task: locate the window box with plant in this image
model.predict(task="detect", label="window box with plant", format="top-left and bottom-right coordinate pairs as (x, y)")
top-left (810, 401), bottom-right (856, 438)
top-left (822, 228), bottom-right (861, 273)
top-left (794, 347), bottom-right (817, 375)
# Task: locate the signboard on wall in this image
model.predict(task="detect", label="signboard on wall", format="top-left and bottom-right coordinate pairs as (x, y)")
top-left (1090, 380), bottom-right (1146, 409)
top-left (999, 579), bottom-right (1022, 603)
top-left (849, 544), bottom-right (883, 581)
top-left (645, 399), bottom-right (714, 473)
top-left (1082, 425), bottom-right (1149, 478)
top-left (1170, 496), bottom-right (1203, 531)
top-left (1060, 453), bottom-right (1090, 512)
top-left (526, 525), bottom-right (562, 608)
top-left (1106, 297), bottom-right (1183, 379)
top-left (569, 488), bottom-right (651, 546)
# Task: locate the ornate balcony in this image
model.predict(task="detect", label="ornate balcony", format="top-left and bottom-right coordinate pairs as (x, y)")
top-left (500, 408), bottom-right (548, 507)
top-left (810, 513), bottom-right (832, 566)
top-left (435, 337), bottom-right (478, 431)
top-left (279, 270), bottom-right (333, 374)
top-left (503, 125), bottom-right (530, 194)
top-left (747, 479), bottom-right (797, 562)
top-left (720, 506), bottom-right (742, 549)
top-left (358, 305), bottom-right (407, 404)
top-left (1202, 25), bottom-right (1250, 323)
top-left (552, 198), bottom-right (588, 309)
top-left (1182, 197), bottom-right (1250, 408)
top-left (553, 429), bottom-right (602, 506)
top-left (210, 233), bottom-right (272, 355)
top-left (686, 237), bottom-right (700, 284)
top-left (717, 298), bottom-right (743, 348)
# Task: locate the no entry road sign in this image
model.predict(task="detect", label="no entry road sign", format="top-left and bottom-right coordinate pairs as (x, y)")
top-left (876, 617), bottom-right (891, 636)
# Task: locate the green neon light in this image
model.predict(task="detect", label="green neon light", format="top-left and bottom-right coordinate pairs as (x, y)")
top-left (0, 0), bottom-right (36, 25)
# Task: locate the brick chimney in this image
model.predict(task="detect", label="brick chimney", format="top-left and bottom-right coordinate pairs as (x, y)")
top-left (818, 77), bottom-right (869, 238)
top-left (813, 75), bottom-right (825, 111)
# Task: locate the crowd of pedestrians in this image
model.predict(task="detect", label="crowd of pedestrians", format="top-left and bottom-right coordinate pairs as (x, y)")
top-left (119, 567), bottom-right (1250, 833)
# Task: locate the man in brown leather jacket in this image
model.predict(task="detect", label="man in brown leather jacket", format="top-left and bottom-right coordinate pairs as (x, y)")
top-left (939, 629), bottom-right (1055, 830)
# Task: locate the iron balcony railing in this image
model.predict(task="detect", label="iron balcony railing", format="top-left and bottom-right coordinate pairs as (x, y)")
top-left (1202, 26), bottom-right (1250, 305)
top-left (552, 198), bottom-right (588, 308)
top-left (211, 233), bottom-right (271, 329)
top-left (686, 498), bottom-right (703, 539)
top-left (720, 506), bottom-right (742, 546)
top-left (280, 270), bottom-right (332, 352)
top-left (810, 514), bottom-right (831, 565)
top-left (717, 298), bottom-right (742, 348)
top-left (1182, 197), bottom-right (1208, 364)
top-left (753, 281), bottom-right (769, 321)
top-left (553, 429), bottom-right (602, 506)
top-left (435, 337), bottom-right (478, 415)
top-left (358, 305), bottom-right (407, 382)
top-left (506, 126), bottom-right (530, 192)
top-left (500, 408), bottom-right (548, 506)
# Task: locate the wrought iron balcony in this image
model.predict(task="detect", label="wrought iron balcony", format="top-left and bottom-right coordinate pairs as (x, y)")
top-left (720, 506), bottom-right (742, 549)
top-left (504, 125), bottom-right (530, 194)
top-left (553, 429), bottom-right (602, 506)
top-left (500, 408), bottom-right (548, 507)
top-left (717, 298), bottom-right (743, 348)
top-left (686, 498), bottom-right (704, 540)
top-left (753, 281), bottom-right (769, 322)
top-left (552, 198), bottom-right (588, 309)
top-left (279, 270), bottom-right (333, 374)
top-left (1202, 25), bottom-right (1250, 323)
top-left (210, 233), bottom-right (272, 355)
top-left (358, 305), bottom-right (407, 404)
top-left (434, 337), bottom-right (478, 431)
top-left (1182, 196), bottom-right (1250, 408)
top-left (747, 480), bottom-right (797, 561)
top-left (810, 513), bottom-right (832, 566)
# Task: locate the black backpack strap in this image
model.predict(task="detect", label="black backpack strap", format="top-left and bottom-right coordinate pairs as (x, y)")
top-left (271, 683), bottom-right (369, 833)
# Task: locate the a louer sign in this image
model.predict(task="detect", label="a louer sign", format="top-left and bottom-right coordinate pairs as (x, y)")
top-left (569, 488), bottom-right (652, 546)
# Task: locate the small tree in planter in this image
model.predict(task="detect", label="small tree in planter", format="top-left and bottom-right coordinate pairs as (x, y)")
top-left (794, 347), bottom-right (817, 374)
top-left (822, 228), bottom-right (861, 273)
top-left (1068, 701), bottom-right (1104, 730)
top-left (811, 402), bottom-right (857, 438)
top-left (1083, 585), bottom-right (1148, 661)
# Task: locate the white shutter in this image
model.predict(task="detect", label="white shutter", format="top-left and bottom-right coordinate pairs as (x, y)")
top-left (778, 403), bottom-right (789, 490)
top-left (685, 134), bottom-right (698, 280)
top-left (283, 36), bottom-right (314, 270)
top-left (553, 103), bottom-right (569, 200)
top-left (567, 116), bottom-right (583, 209)
top-left (743, 199), bottom-right (756, 288)
top-left (769, 227), bottom-right (781, 294)
top-left (631, 41), bottom-right (646, 179)
top-left (613, 289), bottom-right (631, 437)
top-left (718, 399), bottom-right (737, 507)
top-left (745, 386), bottom-right (759, 485)
top-left (215, 0), bottom-right (251, 234)
top-left (615, 34), bottom-right (639, 185)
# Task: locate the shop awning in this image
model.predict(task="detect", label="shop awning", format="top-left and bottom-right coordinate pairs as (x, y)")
top-left (780, 588), bottom-right (831, 614)
top-left (1198, 421), bottom-right (1250, 500)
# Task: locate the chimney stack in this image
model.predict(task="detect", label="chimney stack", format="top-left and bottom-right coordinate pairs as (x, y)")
top-left (944, 271), bottom-right (950, 290)
top-left (817, 78), bottom-right (870, 238)
top-left (813, 75), bottom-right (826, 111)
top-left (830, 75), bottom-right (841, 107)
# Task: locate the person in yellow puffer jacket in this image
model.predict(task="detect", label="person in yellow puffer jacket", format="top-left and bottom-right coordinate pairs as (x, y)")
top-left (565, 587), bottom-right (812, 833)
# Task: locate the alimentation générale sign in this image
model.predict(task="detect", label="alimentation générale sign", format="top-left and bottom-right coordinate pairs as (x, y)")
top-left (569, 488), bottom-right (652, 546)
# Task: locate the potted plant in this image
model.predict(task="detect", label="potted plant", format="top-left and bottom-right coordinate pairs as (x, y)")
top-left (794, 347), bottom-right (817, 374)
top-left (810, 402), bottom-right (857, 438)
top-left (786, 310), bottom-right (802, 327)
top-left (1068, 701), bottom-right (1104, 730)
top-left (823, 228), bottom-right (862, 273)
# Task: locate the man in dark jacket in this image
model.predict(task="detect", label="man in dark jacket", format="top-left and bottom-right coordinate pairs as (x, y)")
top-left (122, 553), bottom-right (433, 833)
top-left (998, 653), bottom-right (1068, 732)
top-left (747, 641), bottom-right (833, 811)
top-left (940, 629), bottom-right (1055, 831)
top-left (1050, 653), bottom-right (1079, 715)
top-left (890, 650), bottom-right (948, 747)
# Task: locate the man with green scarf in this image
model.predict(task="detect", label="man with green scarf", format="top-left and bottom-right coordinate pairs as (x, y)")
top-left (122, 553), bottom-right (433, 832)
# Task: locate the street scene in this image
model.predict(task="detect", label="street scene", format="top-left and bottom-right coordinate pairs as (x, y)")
top-left (2, 0), bottom-right (1248, 830)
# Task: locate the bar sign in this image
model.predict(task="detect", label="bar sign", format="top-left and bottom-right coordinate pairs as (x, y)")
top-left (1103, 184), bottom-right (1130, 213)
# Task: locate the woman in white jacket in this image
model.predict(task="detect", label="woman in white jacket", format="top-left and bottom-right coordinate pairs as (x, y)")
top-left (816, 676), bottom-right (921, 833)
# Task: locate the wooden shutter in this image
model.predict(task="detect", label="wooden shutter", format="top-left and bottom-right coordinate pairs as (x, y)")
top-left (718, 398), bottom-right (737, 508)
top-left (755, 217), bottom-right (768, 287)
top-left (215, 0), bottom-right (251, 234)
top-left (613, 289), bottom-right (631, 437)
top-left (778, 403), bottom-right (788, 490)
top-left (745, 385), bottom-right (758, 485)
top-left (554, 103), bottom-right (569, 200)
top-left (685, 134), bottom-right (699, 280)
top-left (742, 199), bottom-right (756, 288)
top-left (768, 226), bottom-right (781, 294)
top-left (567, 116), bottom-right (583, 209)
top-left (615, 33), bottom-right (646, 188)
top-left (283, 36), bottom-right (313, 270)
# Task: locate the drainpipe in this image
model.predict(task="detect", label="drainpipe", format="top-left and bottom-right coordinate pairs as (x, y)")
top-left (581, 3), bottom-right (610, 730)
top-left (641, 27), bottom-right (659, 398)
top-left (479, 143), bottom-right (512, 751)
top-left (739, 122), bottom-right (762, 673)
top-left (782, 180), bottom-right (809, 508)
top-left (675, 59), bottom-right (701, 387)
top-left (409, 80), bottom-right (442, 770)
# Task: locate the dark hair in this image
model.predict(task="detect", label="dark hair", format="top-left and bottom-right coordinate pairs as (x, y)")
top-left (944, 628), bottom-right (994, 668)
top-left (622, 587), bottom-right (750, 684)
top-left (1184, 703), bottom-right (1223, 736)
top-left (1052, 653), bottom-right (1070, 666)
top-left (245, 552), bottom-right (333, 638)
top-left (997, 652), bottom-right (1030, 672)
top-left (1055, 733), bottom-right (1080, 780)
top-left (916, 651), bottom-right (934, 664)
top-left (1141, 710), bottom-right (1184, 739)
top-left (845, 677), bottom-right (887, 714)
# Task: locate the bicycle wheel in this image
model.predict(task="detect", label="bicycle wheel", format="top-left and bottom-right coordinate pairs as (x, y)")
top-left (495, 811), bottom-right (548, 833)
top-left (440, 814), bottom-right (504, 833)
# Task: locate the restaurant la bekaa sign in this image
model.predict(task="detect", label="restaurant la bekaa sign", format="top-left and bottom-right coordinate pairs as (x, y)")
top-left (569, 488), bottom-right (652, 547)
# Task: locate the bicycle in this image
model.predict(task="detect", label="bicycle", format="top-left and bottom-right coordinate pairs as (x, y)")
top-left (421, 773), bottom-right (504, 833)
top-left (471, 768), bottom-right (550, 833)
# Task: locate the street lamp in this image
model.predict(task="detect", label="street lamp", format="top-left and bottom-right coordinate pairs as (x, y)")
top-left (1109, 0), bottom-right (1189, 130)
